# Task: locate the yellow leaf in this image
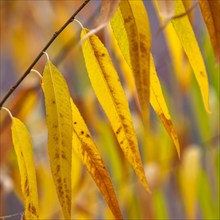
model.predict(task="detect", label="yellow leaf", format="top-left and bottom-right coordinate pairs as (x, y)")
top-left (171, 0), bottom-right (210, 112)
top-left (150, 54), bottom-right (180, 158)
top-left (110, 4), bottom-right (180, 158)
top-left (70, 99), bottom-right (123, 219)
top-left (11, 117), bottom-right (39, 220)
top-left (198, 0), bottom-right (220, 64)
top-left (81, 28), bottom-right (150, 193)
top-left (179, 145), bottom-right (201, 219)
top-left (42, 60), bottom-right (72, 219)
top-left (111, 0), bottom-right (151, 124)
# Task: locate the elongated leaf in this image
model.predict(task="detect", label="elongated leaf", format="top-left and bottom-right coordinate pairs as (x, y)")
top-left (198, 0), bottom-right (220, 64)
top-left (81, 28), bottom-right (150, 193)
top-left (179, 145), bottom-right (201, 219)
top-left (111, 0), bottom-right (151, 124)
top-left (42, 60), bottom-right (72, 219)
top-left (70, 99), bottom-right (123, 219)
top-left (171, 0), bottom-right (210, 112)
top-left (11, 117), bottom-right (39, 220)
top-left (111, 5), bottom-right (180, 157)
top-left (150, 55), bottom-right (180, 158)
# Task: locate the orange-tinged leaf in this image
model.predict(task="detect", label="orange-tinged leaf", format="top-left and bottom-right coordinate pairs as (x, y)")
top-left (42, 60), bottom-right (72, 219)
top-left (110, 4), bottom-right (180, 158)
top-left (171, 0), bottom-right (210, 112)
top-left (111, 0), bottom-right (151, 124)
top-left (198, 0), bottom-right (220, 64)
top-left (150, 55), bottom-right (180, 158)
top-left (70, 99), bottom-right (123, 219)
top-left (11, 117), bottom-right (39, 220)
top-left (81, 28), bottom-right (150, 193)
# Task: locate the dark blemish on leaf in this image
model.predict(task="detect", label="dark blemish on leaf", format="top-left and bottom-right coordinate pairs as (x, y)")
top-left (81, 131), bottom-right (84, 135)
top-left (86, 134), bottom-right (90, 138)
top-left (28, 204), bottom-right (31, 211)
top-left (116, 127), bottom-right (122, 135)
top-left (74, 121), bottom-right (77, 125)
top-left (52, 100), bottom-right (56, 104)
top-left (61, 151), bottom-right (66, 159)
top-left (200, 71), bottom-right (205, 77)
top-left (124, 16), bottom-right (132, 23)
top-left (53, 124), bottom-right (58, 128)
top-left (56, 165), bottom-right (60, 174)
top-left (101, 53), bottom-right (105, 57)
top-left (31, 206), bottom-right (37, 215)
top-left (53, 135), bottom-right (59, 142)
top-left (120, 140), bottom-right (124, 145)
top-left (59, 113), bottom-right (63, 118)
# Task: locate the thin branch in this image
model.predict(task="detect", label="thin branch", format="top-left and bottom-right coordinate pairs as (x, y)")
top-left (0, 0), bottom-right (91, 108)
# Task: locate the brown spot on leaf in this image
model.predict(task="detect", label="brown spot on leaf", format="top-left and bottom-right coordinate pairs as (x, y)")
top-left (74, 121), bottom-right (77, 125)
top-left (52, 100), bottom-right (56, 104)
top-left (56, 165), bottom-right (60, 174)
top-left (31, 206), bottom-right (37, 216)
top-left (124, 16), bottom-right (132, 23)
top-left (116, 126), bottom-right (122, 135)
top-left (59, 113), bottom-right (63, 118)
top-left (81, 131), bottom-right (84, 135)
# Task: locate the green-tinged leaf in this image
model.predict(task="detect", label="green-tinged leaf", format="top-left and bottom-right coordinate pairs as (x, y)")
top-left (153, 190), bottom-right (169, 220)
top-left (70, 99), bottom-right (123, 219)
top-left (42, 60), bottom-right (72, 219)
top-left (198, 0), bottom-right (220, 64)
top-left (171, 0), bottom-right (210, 112)
top-left (198, 171), bottom-right (215, 220)
top-left (111, 0), bottom-right (151, 124)
top-left (110, 6), bottom-right (180, 158)
top-left (11, 117), bottom-right (39, 220)
top-left (81, 28), bottom-right (150, 193)
top-left (150, 54), bottom-right (180, 158)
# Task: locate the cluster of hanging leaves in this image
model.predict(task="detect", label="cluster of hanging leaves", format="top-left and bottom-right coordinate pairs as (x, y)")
top-left (6, 0), bottom-right (219, 219)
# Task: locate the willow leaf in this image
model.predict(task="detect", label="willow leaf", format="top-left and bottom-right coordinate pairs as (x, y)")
top-left (111, 5), bottom-right (180, 157)
top-left (81, 28), bottom-right (150, 193)
top-left (171, 0), bottom-right (210, 112)
top-left (42, 60), bottom-right (72, 219)
top-left (179, 146), bottom-right (201, 219)
top-left (111, 0), bottom-right (151, 124)
top-left (150, 55), bottom-right (180, 158)
top-left (198, 0), bottom-right (220, 64)
top-left (70, 99), bottom-right (123, 219)
top-left (11, 117), bottom-right (39, 220)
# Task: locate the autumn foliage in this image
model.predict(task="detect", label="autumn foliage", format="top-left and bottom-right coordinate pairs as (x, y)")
top-left (0, 0), bottom-right (219, 219)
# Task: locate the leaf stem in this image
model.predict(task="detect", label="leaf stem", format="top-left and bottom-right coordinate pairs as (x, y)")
top-left (0, 0), bottom-right (91, 108)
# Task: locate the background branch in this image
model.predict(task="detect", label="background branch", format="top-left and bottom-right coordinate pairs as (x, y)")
top-left (0, 0), bottom-right (91, 108)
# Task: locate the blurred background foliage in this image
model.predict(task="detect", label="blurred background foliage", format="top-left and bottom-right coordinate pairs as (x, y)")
top-left (0, 0), bottom-right (219, 219)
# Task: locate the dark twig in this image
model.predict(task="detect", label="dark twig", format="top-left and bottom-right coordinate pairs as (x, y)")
top-left (0, 0), bottom-right (91, 108)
